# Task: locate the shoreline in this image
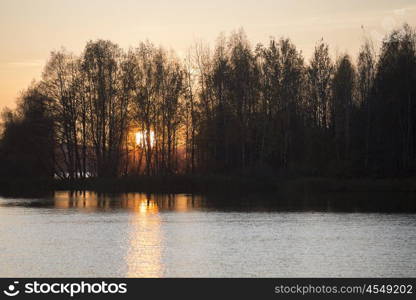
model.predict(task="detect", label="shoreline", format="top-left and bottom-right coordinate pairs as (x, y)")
top-left (1, 176), bottom-right (416, 196)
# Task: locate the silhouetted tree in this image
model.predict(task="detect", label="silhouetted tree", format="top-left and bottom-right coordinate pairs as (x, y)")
top-left (0, 86), bottom-right (54, 178)
top-left (81, 40), bottom-right (130, 177)
top-left (357, 39), bottom-right (376, 170)
top-left (371, 25), bottom-right (416, 175)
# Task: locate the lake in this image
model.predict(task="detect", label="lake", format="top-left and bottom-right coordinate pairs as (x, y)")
top-left (0, 191), bottom-right (415, 277)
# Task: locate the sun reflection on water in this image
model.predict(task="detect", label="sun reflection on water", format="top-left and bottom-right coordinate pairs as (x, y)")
top-left (125, 194), bottom-right (163, 277)
top-left (50, 191), bottom-right (203, 277)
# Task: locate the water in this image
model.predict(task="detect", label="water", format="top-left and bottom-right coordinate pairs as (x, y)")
top-left (0, 192), bottom-right (415, 277)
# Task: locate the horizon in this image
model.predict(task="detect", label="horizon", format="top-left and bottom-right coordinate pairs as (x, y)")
top-left (1, 0), bottom-right (416, 111)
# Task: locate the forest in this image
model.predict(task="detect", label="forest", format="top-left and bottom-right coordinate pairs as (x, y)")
top-left (0, 24), bottom-right (415, 184)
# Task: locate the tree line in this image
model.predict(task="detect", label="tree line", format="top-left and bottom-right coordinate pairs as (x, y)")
top-left (0, 24), bottom-right (415, 180)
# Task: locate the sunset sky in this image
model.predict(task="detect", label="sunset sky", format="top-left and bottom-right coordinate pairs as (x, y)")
top-left (1, 0), bottom-right (416, 110)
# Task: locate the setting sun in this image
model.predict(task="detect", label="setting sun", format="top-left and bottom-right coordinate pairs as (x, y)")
top-left (135, 131), bottom-right (155, 147)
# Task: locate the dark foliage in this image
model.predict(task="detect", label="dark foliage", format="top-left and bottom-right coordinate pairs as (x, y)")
top-left (0, 25), bottom-right (415, 182)
top-left (0, 87), bottom-right (54, 179)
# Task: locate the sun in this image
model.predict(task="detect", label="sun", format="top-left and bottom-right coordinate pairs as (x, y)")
top-left (135, 131), bottom-right (155, 147)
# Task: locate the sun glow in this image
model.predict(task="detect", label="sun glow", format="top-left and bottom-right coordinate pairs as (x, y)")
top-left (135, 131), bottom-right (155, 147)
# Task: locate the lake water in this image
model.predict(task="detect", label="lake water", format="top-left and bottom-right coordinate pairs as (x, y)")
top-left (0, 191), bottom-right (415, 277)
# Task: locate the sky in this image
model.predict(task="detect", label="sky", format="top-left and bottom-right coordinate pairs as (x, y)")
top-left (1, 0), bottom-right (416, 110)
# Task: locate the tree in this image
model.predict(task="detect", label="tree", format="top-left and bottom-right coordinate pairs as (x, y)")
top-left (357, 39), bottom-right (376, 169)
top-left (332, 55), bottom-right (356, 163)
top-left (0, 86), bottom-right (54, 179)
top-left (81, 40), bottom-right (129, 177)
top-left (41, 49), bottom-right (84, 179)
top-left (372, 25), bottom-right (416, 174)
top-left (307, 40), bottom-right (333, 129)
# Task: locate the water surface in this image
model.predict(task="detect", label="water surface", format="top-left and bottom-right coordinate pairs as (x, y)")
top-left (0, 192), bottom-right (415, 277)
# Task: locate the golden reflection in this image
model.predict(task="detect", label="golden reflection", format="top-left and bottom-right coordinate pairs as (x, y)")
top-left (125, 194), bottom-right (163, 277)
top-left (50, 192), bottom-right (203, 277)
top-left (53, 191), bottom-right (111, 212)
top-left (52, 191), bottom-right (203, 212)
top-left (173, 194), bottom-right (191, 212)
